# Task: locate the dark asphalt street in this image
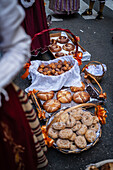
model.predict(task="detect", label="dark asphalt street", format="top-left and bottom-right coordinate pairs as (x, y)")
top-left (14, 1), bottom-right (113, 169)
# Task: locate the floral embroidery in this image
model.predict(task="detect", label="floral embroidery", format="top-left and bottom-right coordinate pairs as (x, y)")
top-left (1, 121), bottom-right (25, 170)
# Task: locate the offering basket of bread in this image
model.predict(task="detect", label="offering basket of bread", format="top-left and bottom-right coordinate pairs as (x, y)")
top-left (31, 27), bottom-right (91, 62)
top-left (46, 103), bottom-right (103, 154)
top-left (25, 55), bottom-right (82, 93)
top-left (49, 31), bottom-right (91, 62)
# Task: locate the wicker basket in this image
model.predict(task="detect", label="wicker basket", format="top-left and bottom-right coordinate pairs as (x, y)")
top-left (82, 61), bottom-right (105, 83)
top-left (46, 103), bottom-right (102, 154)
top-left (85, 159), bottom-right (113, 170)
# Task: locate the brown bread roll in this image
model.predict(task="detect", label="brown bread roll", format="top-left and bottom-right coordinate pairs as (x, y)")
top-left (70, 82), bottom-right (85, 92)
top-left (43, 99), bottom-right (61, 113)
top-left (73, 91), bottom-right (90, 104)
top-left (37, 91), bottom-right (54, 101)
top-left (57, 90), bottom-right (72, 103)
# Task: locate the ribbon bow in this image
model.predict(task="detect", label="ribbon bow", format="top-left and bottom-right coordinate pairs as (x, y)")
top-left (99, 92), bottom-right (107, 99)
top-left (21, 62), bottom-right (31, 80)
top-left (27, 89), bottom-right (39, 97)
top-left (96, 105), bottom-right (107, 124)
top-left (41, 126), bottom-right (54, 147)
top-left (73, 51), bottom-right (82, 66)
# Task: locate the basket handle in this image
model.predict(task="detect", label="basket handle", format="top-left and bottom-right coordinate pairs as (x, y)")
top-left (84, 73), bottom-right (107, 99)
top-left (82, 61), bottom-right (105, 74)
top-left (32, 28), bottom-right (79, 56)
top-left (47, 103), bottom-right (98, 131)
top-left (61, 103), bottom-right (98, 115)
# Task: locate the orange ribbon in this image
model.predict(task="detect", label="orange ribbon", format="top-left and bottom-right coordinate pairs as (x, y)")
top-left (28, 89), bottom-right (39, 97)
top-left (21, 63), bottom-right (31, 80)
top-left (99, 92), bottom-right (107, 99)
top-left (38, 110), bottom-right (46, 120)
top-left (41, 126), bottom-right (54, 147)
top-left (73, 51), bottom-right (82, 66)
top-left (28, 90), bottom-right (46, 120)
top-left (96, 105), bottom-right (107, 124)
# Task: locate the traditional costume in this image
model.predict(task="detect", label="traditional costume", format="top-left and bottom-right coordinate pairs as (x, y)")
top-left (20, 0), bottom-right (50, 54)
top-left (0, 0), bottom-right (48, 169)
top-left (49, 0), bottom-right (80, 15)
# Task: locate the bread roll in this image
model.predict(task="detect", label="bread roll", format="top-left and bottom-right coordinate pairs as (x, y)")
top-left (43, 99), bottom-right (61, 113)
top-left (73, 91), bottom-right (90, 104)
top-left (57, 90), bottom-right (72, 103)
top-left (37, 91), bottom-right (54, 101)
top-left (70, 82), bottom-right (85, 92)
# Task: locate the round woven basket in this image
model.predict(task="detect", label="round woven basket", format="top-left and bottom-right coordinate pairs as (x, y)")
top-left (46, 103), bottom-right (102, 154)
top-left (82, 61), bottom-right (105, 83)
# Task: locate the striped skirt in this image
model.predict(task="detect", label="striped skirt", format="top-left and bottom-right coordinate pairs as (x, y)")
top-left (49, 0), bottom-right (80, 14)
top-left (13, 83), bottom-right (48, 169)
top-left (0, 83), bottom-right (48, 169)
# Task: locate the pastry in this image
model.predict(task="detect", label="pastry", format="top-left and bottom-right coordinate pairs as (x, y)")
top-left (37, 60), bottom-right (74, 76)
top-left (50, 39), bottom-right (57, 45)
top-left (56, 139), bottom-right (71, 149)
top-left (81, 113), bottom-right (93, 126)
top-left (43, 99), bottom-right (61, 113)
top-left (72, 121), bottom-right (82, 131)
top-left (39, 63), bottom-right (45, 68)
top-left (89, 123), bottom-right (99, 132)
top-left (49, 44), bottom-right (61, 52)
top-left (59, 112), bottom-right (69, 123)
top-left (63, 43), bottom-right (75, 51)
top-left (52, 122), bottom-right (66, 130)
top-left (70, 110), bottom-right (82, 120)
top-left (70, 82), bottom-right (85, 92)
top-left (76, 124), bottom-right (87, 135)
top-left (48, 127), bottom-right (58, 139)
top-left (57, 36), bottom-right (69, 44)
top-left (85, 129), bottom-right (97, 143)
top-left (73, 91), bottom-right (90, 104)
top-left (70, 142), bottom-right (78, 150)
top-left (37, 91), bottom-right (54, 101)
top-left (65, 115), bottom-right (76, 128)
top-left (57, 90), bottom-right (72, 103)
top-left (55, 52), bottom-right (65, 58)
top-left (69, 133), bottom-right (76, 141)
top-left (75, 136), bottom-right (87, 149)
top-left (59, 129), bottom-right (73, 139)
top-left (71, 108), bottom-right (85, 116)
top-left (92, 116), bottom-right (99, 124)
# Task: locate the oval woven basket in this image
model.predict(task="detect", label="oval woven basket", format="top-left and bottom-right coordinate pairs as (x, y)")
top-left (46, 103), bottom-right (102, 154)
top-left (82, 61), bottom-right (105, 83)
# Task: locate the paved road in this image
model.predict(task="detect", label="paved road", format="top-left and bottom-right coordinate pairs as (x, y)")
top-left (14, 1), bottom-right (113, 169)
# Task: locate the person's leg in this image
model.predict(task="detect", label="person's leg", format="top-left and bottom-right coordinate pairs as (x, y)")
top-left (96, 1), bottom-right (105, 19)
top-left (82, 0), bottom-right (95, 15)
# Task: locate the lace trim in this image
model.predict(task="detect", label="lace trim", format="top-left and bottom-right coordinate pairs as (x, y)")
top-left (20, 0), bottom-right (35, 8)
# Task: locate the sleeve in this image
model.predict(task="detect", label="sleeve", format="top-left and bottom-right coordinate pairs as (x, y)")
top-left (20, 0), bottom-right (35, 8)
top-left (0, 0), bottom-right (31, 88)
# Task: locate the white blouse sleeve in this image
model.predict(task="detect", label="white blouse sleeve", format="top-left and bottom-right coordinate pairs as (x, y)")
top-left (20, 0), bottom-right (35, 8)
top-left (0, 0), bottom-right (31, 88)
